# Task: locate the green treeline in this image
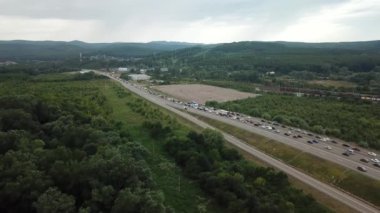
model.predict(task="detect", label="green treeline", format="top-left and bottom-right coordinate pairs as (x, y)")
top-left (207, 94), bottom-right (380, 149)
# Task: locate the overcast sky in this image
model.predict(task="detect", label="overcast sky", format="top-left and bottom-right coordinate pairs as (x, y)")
top-left (0, 0), bottom-right (379, 43)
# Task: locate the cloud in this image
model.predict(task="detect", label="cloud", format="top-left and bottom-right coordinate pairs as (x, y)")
top-left (271, 0), bottom-right (380, 42)
top-left (0, 0), bottom-right (378, 42)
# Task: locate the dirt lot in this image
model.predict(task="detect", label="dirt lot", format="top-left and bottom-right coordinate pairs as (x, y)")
top-left (153, 84), bottom-right (256, 104)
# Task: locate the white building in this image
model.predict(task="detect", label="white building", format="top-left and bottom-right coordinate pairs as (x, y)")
top-left (160, 67), bottom-right (169, 72)
top-left (118, 67), bottom-right (129, 72)
top-left (128, 74), bottom-right (151, 81)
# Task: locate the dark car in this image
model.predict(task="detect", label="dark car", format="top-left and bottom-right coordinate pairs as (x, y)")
top-left (307, 133), bottom-right (314, 137)
top-left (293, 135), bottom-right (298, 138)
top-left (307, 141), bottom-right (313, 144)
top-left (360, 158), bottom-right (370, 163)
top-left (342, 152), bottom-right (350, 156)
top-left (357, 166), bottom-right (367, 172)
top-left (284, 133), bottom-right (290, 136)
top-left (342, 144), bottom-right (350, 147)
top-left (312, 139), bottom-right (319, 143)
top-left (330, 140), bottom-right (338, 144)
top-left (254, 123), bottom-right (260, 126)
top-left (261, 119), bottom-right (265, 122)
top-left (374, 163), bottom-right (380, 168)
top-left (281, 125), bottom-right (286, 128)
top-left (297, 135), bottom-right (303, 138)
top-left (353, 147), bottom-right (361, 152)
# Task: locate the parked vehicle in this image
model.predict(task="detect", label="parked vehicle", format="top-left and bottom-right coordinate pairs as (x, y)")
top-left (342, 144), bottom-right (350, 147)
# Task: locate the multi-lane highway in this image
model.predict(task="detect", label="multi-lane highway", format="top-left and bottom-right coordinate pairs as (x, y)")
top-left (176, 107), bottom-right (380, 181)
top-left (98, 71), bottom-right (379, 213)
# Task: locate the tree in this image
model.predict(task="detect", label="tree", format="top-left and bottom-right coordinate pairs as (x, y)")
top-left (34, 187), bottom-right (76, 213)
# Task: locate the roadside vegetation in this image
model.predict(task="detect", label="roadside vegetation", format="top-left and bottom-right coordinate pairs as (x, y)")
top-left (0, 72), bottom-right (329, 212)
top-left (206, 94), bottom-right (380, 149)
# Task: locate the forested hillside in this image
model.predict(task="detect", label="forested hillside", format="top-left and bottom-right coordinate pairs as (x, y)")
top-left (0, 40), bottom-right (198, 60)
top-left (0, 72), bottom-right (328, 212)
top-left (141, 41), bottom-right (380, 93)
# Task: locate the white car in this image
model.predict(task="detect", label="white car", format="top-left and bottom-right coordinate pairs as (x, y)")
top-left (368, 152), bottom-right (377, 157)
top-left (325, 146), bottom-right (332, 150)
top-left (371, 158), bottom-right (380, 163)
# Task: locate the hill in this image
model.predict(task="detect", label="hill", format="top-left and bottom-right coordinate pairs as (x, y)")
top-left (0, 40), bottom-right (199, 60)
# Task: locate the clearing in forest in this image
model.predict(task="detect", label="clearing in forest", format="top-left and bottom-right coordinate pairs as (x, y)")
top-left (153, 84), bottom-right (256, 104)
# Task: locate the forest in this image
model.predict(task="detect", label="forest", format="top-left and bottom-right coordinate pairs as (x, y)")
top-left (206, 94), bottom-right (380, 149)
top-left (0, 72), bottom-right (328, 212)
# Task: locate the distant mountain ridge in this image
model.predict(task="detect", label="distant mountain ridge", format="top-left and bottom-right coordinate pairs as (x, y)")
top-left (1, 40), bottom-right (379, 61)
top-left (0, 40), bottom-right (201, 60)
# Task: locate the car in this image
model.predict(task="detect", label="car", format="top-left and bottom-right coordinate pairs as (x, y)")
top-left (261, 119), bottom-right (265, 122)
top-left (347, 149), bottom-right (354, 155)
top-left (342, 144), bottom-right (350, 147)
top-left (342, 152), bottom-right (350, 156)
top-left (307, 141), bottom-right (313, 144)
top-left (275, 130), bottom-right (280, 133)
top-left (330, 140), bottom-right (338, 144)
top-left (254, 123), bottom-right (260, 126)
top-left (357, 166), bottom-right (367, 172)
top-left (284, 133), bottom-right (290, 136)
top-left (312, 139), bottom-right (319, 143)
top-left (293, 135), bottom-right (298, 139)
top-left (371, 158), bottom-right (380, 163)
top-left (281, 125), bottom-right (286, 128)
top-left (368, 152), bottom-right (377, 157)
top-left (353, 147), bottom-right (361, 152)
top-left (307, 133), bottom-right (314, 137)
top-left (316, 135), bottom-right (321, 139)
top-left (374, 163), bottom-right (380, 168)
top-left (297, 135), bottom-right (303, 138)
top-left (325, 146), bottom-right (332, 150)
top-left (360, 158), bottom-right (370, 163)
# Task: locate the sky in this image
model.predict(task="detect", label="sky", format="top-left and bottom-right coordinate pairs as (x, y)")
top-left (0, 0), bottom-right (379, 43)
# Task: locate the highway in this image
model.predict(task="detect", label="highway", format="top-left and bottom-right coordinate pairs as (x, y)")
top-left (99, 72), bottom-right (380, 213)
top-left (176, 107), bottom-right (380, 181)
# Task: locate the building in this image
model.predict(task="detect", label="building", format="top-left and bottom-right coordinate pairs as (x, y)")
top-left (160, 67), bottom-right (169, 72)
top-left (128, 74), bottom-right (151, 81)
top-left (118, 67), bottom-right (129, 72)
top-left (140, 69), bottom-right (147, 74)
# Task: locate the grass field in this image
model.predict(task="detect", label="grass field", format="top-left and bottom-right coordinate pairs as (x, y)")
top-left (190, 113), bottom-right (380, 209)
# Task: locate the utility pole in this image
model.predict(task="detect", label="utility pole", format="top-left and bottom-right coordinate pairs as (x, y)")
top-left (178, 174), bottom-right (181, 193)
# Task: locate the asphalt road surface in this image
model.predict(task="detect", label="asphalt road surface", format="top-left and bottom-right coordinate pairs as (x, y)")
top-left (99, 72), bottom-right (379, 213)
